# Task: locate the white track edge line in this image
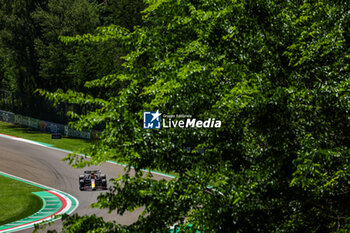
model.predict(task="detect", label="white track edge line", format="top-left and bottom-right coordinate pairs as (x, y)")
top-left (0, 133), bottom-right (175, 179)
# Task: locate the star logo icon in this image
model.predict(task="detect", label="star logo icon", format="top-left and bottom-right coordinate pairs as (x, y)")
top-left (150, 110), bottom-right (161, 122)
top-left (143, 110), bottom-right (162, 129)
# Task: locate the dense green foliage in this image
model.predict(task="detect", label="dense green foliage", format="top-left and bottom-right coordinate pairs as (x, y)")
top-left (3, 0), bottom-right (350, 232)
top-left (0, 0), bottom-right (44, 115)
top-left (0, 0), bottom-right (101, 121)
top-left (32, 0), bottom-right (100, 91)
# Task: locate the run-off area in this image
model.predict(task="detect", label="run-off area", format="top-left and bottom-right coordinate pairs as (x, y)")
top-left (0, 172), bottom-right (78, 233)
top-left (0, 175), bottom-right (44, 226)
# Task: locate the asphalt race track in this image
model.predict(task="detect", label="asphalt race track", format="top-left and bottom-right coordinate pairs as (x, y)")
top-left (0, 136), bottom-right (171, 232)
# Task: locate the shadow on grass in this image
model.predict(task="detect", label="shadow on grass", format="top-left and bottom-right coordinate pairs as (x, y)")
top-left (4, 124), bottom-right (89, 140)
top-left (6, 124), bottom-right (47, 134)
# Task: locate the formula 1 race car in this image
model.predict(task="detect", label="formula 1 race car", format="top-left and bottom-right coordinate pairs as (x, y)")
top-left (79, 170), bottom-right (107, 191)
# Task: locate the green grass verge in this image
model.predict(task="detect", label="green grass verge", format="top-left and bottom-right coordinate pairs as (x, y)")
top-left (0, 121), bottom-right (91, 152)
top-left (0, 175), bottom-right (45, 225)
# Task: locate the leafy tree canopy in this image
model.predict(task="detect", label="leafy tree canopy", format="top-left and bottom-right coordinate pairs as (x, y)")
top-left (40, 0), bottom-right (350, 232)
top-left (32, 0), bottom-right (101, 91)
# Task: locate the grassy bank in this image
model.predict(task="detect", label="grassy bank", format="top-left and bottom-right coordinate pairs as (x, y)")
top-left (0, 121), bottom-right (91, 152)
top-left (0, 175), bottom-right (45, 225)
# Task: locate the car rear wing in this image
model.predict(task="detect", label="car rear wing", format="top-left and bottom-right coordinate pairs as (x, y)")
top-left (84, 170), bottom-right (101, 174)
